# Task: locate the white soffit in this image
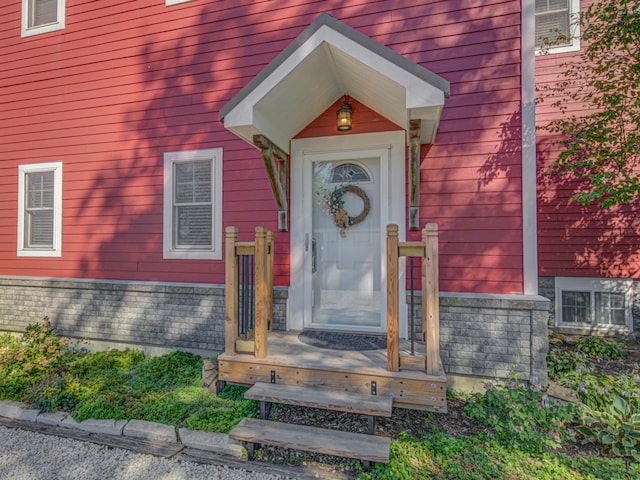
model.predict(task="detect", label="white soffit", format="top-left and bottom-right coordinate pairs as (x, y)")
top-left (220, 13), bottom-right (450, 153)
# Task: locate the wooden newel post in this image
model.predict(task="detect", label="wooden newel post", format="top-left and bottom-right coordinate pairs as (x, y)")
top-left (386, 224), bottom-right (400, 372)
top-left (254, 226), bottom-right (268, 359)
top-left (423, 223), bottom-right (440, 375)
top-left (225, 226), bottom-right (239, 356)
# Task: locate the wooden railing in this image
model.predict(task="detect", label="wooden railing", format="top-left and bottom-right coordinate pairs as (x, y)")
top-left (225, 226), bottom-right (274, 359)
top-left (386, 223), bottom-right (441, 375)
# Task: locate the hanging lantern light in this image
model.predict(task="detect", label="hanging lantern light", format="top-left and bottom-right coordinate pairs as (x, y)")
top-left (336, 95), bottom-right (353, 132)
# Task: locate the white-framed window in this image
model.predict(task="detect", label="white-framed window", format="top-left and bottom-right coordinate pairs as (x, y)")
top-left (17, 162), bottom-right (63, 257)
top-left (555, 277), bottom-right (633, 331)
top-left (21, 0), bottom-right (66, 38)
top-left (535, 0), bottom-right (580, 54)
top-left (163, 148), bottom-right (223, 260)
top-left (166, 0), bottom-right (195, 6)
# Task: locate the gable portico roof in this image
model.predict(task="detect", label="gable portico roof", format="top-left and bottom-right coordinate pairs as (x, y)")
top-left (220, 13), bottom-right (450, 154)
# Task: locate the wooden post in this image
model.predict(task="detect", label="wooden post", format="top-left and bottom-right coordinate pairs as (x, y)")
top-left (225, 226), bottom-right (239, 356)
top-left (409, 120), bottom-right (421, 230)
top-left (423, 223), bottom-right (440, 375)
top-left (386, 224), bottom-right (400, 372)
top-left (267, 230), bottom-right (274, 332)
top-left (254, 226), bottom-right (268, 359)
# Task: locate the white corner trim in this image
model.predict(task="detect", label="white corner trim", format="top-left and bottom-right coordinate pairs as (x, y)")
top-left (522, 0), bottom-right (538, 295)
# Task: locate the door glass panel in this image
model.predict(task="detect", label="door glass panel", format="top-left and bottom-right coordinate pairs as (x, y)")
top-left (311, 159), bottom-right (381, 329)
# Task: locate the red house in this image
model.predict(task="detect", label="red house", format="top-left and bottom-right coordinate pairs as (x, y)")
top-left (1, 0), bottom-right (633, 402)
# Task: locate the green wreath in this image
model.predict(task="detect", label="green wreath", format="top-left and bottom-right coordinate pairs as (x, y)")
top-left (322, 185), bottom-right (370, 238)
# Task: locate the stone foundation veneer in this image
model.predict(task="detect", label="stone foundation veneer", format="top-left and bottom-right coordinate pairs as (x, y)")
top-left (409, 292), bottom-right (550, 386)
top-left (0, 277), bottom-right (287, 354)
top-left (0, 277), bottom-right (548, 385)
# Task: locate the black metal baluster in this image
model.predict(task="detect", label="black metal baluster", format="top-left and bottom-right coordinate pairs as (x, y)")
top-left (410, 256), bottom-right (415, 356)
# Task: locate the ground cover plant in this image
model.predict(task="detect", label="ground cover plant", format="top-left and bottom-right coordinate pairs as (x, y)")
top-left (1, 318), bottom-right (639, 479)
top-left (0, 318), bottom-right (257, 433)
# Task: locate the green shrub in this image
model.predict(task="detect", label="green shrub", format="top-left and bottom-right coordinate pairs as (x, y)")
top-left (578, 396), bottom-right (640, 461)
top-left (0, 317), bottom-right (73, 401)
top-left (547, 347), bottom-right (584, 378)
top-left (558, 367), bottom-right (640, 413)
top-left (464, 377), bottom-right (577, 453)
top-left (574, 336), bottom-right (628, 361)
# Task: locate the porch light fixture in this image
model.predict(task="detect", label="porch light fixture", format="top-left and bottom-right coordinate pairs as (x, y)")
top-left (336, 95), bottom-right (353, 132)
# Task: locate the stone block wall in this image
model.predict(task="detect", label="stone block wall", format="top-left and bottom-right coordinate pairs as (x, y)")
top-left (0, 277), bottom-right (288, 353)
top-left (408, 292), bottom-right (550, 385)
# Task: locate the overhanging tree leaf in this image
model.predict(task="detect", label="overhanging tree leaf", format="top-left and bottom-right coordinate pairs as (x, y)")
top-left (541, 0), bottom-right (640, 208)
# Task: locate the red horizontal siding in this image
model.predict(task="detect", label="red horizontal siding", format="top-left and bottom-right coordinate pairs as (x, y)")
top-left (535, 0), bottom-right (640, 280)
top-left (0, 0), bottom-right (524, 294)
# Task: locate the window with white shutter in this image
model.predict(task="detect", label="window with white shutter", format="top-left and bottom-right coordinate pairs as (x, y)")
top-left (22, 0), bottom-right (66, 37)
top-left (535, 0), bottom-right (580, 54)
top-left (17, 162), bottom-right (63, 257)
top-left (163, 149), bottom-right (223, 260)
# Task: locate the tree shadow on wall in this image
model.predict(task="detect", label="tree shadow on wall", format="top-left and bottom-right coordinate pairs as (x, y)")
top-left (536, 136), bottom-right (640, 278)
top-left (478, 108), bottom-right (640, 280)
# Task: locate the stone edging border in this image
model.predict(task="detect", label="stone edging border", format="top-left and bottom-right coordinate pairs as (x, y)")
top-left (0, 399), bottom-right (244, 458)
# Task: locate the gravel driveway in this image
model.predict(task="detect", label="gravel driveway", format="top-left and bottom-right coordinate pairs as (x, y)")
top-left (0, 426), bottom-right (295, 480)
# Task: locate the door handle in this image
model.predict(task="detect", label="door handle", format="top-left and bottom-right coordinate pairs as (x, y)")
top-left (305, 233), bottom-right (309, 251)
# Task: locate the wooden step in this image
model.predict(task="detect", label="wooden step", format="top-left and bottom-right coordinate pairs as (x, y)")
top-left (245, 382), bottom-right (393, 417)
top-left (229, 418), bottom-right (391, 463)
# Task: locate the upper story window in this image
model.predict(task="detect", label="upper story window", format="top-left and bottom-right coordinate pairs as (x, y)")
top-left (22, 0), bottom-right (66, 37)
top-left (535, 0), bottom-right (580, 54)
top-left (163, 149), bottom-right (223, 260)
top-left (555, 277), bottom-right (633, 331)
top-left (17, 162), bottom-right (63, 257)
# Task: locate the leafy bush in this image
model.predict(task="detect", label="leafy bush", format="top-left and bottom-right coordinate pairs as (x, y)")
top-left (578, 396), bottom-right (640, 461)
top-left (464, 377), bottom-right (577, 453)
top-left (548, 347), bottom-right (583, 378)
top-left (557, 366), bottom-right (640, 413)
top-left (0, 317), bottom-right (72, 400)
top-left (574, 336), bottom-right (628, 361)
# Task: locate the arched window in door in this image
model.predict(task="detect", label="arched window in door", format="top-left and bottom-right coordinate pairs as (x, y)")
top-left (329, 162), bottom-right (371, 183)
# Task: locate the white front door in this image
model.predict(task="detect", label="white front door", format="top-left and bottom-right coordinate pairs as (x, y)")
top-left (310, 157), bottom-right (381, 329)
top-left (289, 132), bottom-right (407, 335)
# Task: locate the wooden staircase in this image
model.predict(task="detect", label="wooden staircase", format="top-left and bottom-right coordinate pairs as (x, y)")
top-left (229, 382), bottom-right (392, 466)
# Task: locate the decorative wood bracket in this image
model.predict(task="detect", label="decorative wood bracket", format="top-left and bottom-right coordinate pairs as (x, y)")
top-left (409, 120), bottom-right (421, 230)
top-left (253, 134), bottom-right (289, 231)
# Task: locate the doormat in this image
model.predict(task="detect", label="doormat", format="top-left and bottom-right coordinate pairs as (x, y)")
top-left (298, 331), bottom-right (387, 351)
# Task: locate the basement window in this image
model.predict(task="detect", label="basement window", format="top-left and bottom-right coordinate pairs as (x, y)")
top-left (555, 277), bottom-right (633, 331)
top-left (22, 0), bottom-right (66, 37)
